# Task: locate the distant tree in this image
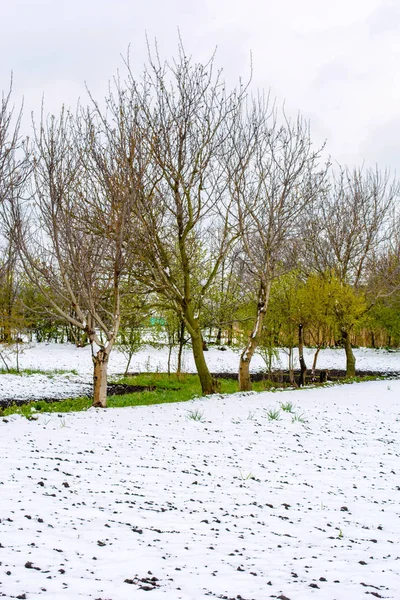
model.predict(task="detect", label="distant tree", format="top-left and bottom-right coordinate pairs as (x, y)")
top-left (126, 42), bottom-right (244, 395)
top-left (365, 223), bottom-right (400, 347)
top-left (296, 272), bottom-right (337, 375)
top-left (116, 291), bottom-right (150, 377)
top-left (228, 95), bottom-right (326, 391)
top-left (11, 98), bottom-right (141, 407)
top-left (202, 248), bottom-right (250, 346)
top-left (0, 80), bottom-right (30, 342)
top-left (262, 272), bottom-right (300, 385)
top-left (304, 167), bottom-right (398, 375)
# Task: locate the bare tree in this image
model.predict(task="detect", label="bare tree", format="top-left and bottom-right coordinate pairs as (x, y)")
top-left (201, 246), bottom-right (251, 346)
top-left (124, 41), bottom-right (244, 395)
top-left (0, 79), bottom-right (27, 205)
top-left (11, 99), bottom-right (140, 407)
top-left (228, 96), bottom-right (326, 391)
top-left (304, 167), bottom-right (398, 376)
top-left (0, 80), bottom-right (30, 342)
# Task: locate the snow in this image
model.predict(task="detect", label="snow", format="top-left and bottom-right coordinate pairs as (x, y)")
top-left (0, 343), bottom-right (400, 400)
top-left (0, 372), bottom-right (92, 403)
top-left (1, 379), bottom-right (400, 598)
top-left (0, 342), bottom-right (399, 402)
top-left (7, 342), bottom-right (400, 377)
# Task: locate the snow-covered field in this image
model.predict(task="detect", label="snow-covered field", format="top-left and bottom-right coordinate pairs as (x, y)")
top-left (1, 378), bottom-right (400, 599)
top-left (0, 342), bottom-right (399, 402)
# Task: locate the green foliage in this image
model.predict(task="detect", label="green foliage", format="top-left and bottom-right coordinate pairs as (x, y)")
top-left (331, 276), bottom-right (367, 335)
top-left (292, 412), bottom-right (307, 424)
top-left (186, 409), bottom-right (205, 421)
top-left (261, 379), bottom-right (292, 391)
top-left (0, 367), bottom-right (78, 376)
top-left (1, 396), bottom-right (92, 417)
top-left (0, 371), bottom-right (390, 419)
top-left (202, 256), bottom-right (251, 345)
top-left (265, 408), bottom-right (281, 421)
top-left (115, 291), bottom-right (150, 375)
top-left (367, 295), bottom-right (400, 346)
top-left (340, 374), bottom-right (386, 384)
top-left (257, 270), bottom-right (370, 374)
top-left (280, 401), bottom-right (294, 413)
top-left (263, 271), bottom-right (301, 350)
top-left (296, 272), bottom-right (338, 346)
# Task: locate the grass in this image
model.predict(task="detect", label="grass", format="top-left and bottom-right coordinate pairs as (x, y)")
top-left (340, 375), bottom-right (386, 384)
top-left (0, 367), bottom-right (79, 377)
top-left (0, 371), bottom-right (392, 418)
top-left (1, 396), bottom-right (93, 417)
top-left (265, 408), bottom-right (281, 421)
top-left (238, 470), bottom-right (255, 481)
top-left (261, 379), bottom-right (293, 391)
top-left (1, 373), bottom-right (240, 417)
top-left (186, 409), bottom-right (205, 421)
top-left (292, 412), bottom-right (308, 424)
top-left (280, 400), bottom-right (295, 413)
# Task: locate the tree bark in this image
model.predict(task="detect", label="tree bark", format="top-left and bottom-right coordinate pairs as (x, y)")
top-left (92, 347), bottom-right (110, 408)
top-left (184, 307), bottom-right (217, 395)
top-left (227, 324), bottom-right (233, 346)
top-left (167, 344), bottom-right (172, 376)
top-left (343, 330), bottom-right (356, 378)
top-left (123, 351), bottom-right (134, 378)
top-left (370, 330), bottom-right (376, 348)
top-left (176, 320), bottom-right (185, 376)
top-left (238, 281), bottom-right (270, 392)
top-left (311, 346), bottom-right (321, 379)
top-left (288, 346), bottom-right (296, 386)
top-left (298, 323), bottom-right (307, 387)
top-left (190, 328), bottom-right (218, 394)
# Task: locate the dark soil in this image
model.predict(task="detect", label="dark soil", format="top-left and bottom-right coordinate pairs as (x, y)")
top-left (127, 368), bottom-right (399, 384)
top-left (1, 370), bottom-right (398, 410)
top-left (210, 369), bottom-right (400, 384)
top-left (0, 384), bottom-right (156, 409)
top-left (107, 383), bottom-right (156, 396)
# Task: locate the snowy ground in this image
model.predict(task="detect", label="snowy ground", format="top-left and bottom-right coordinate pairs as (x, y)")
top-left (1, 379), bottom-right (400, 599)
top-left (0, 342), bottom-right (399, 402)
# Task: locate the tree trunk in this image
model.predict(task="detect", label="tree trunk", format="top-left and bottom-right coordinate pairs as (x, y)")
top-left (184, 306), bottom-right (217, 394)
top-left (123, 351), bottom-right (134, 378)
top-left (227, 323), bottom-right (233, 346)
top-left (238, 281), bottom-right (271, 392)
top-left (167, 343), bottom-right (172, 376)
top-left (177, 320), bottom-right (185, 376)
top-left (92, 348), bottom-right (110, 407)
top-left (288, 346), bottom-right (296, 386)
top-left (370, 330), bottom-right (376, 348)
top-left (311, 346), bottom-right (321, 379)
top-left (343, 330), bottom-right (356, 378)
top-left (298, 323), bottom-right (307, 387)
top-left (190, 328), bottom-right (218, 394)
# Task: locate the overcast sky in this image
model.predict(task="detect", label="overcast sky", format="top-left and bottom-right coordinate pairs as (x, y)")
top-left (2, 0), bottom-right (399, 170)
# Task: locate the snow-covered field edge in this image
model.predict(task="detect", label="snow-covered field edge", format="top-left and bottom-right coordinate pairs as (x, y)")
top-left (0, 342), bottom-right (399, 403)
top-left (1, 379), bottom-right (400, 599)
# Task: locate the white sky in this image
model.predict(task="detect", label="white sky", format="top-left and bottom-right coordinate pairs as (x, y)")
top-left (2, 0), bottom-right (399, 170)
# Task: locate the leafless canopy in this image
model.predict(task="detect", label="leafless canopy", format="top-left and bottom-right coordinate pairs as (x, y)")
top-left (304, 167), bottom-right (398, 286)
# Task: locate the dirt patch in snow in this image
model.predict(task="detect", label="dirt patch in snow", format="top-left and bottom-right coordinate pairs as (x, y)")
top-left (107, 383), bottom-right (156, 396)
top-left (127, 368), bottom-right (400, 383)
top-left (1, 370), bottom-right (398, 410)
top-left (0, 383), bottom-right (157, 409)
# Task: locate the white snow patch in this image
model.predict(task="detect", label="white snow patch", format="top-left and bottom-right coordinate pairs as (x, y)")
top-left (1, 380), bottom-right (400, 598)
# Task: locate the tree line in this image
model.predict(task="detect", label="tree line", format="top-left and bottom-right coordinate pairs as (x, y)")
top-left (1, 43), bottom-right (399, 406)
